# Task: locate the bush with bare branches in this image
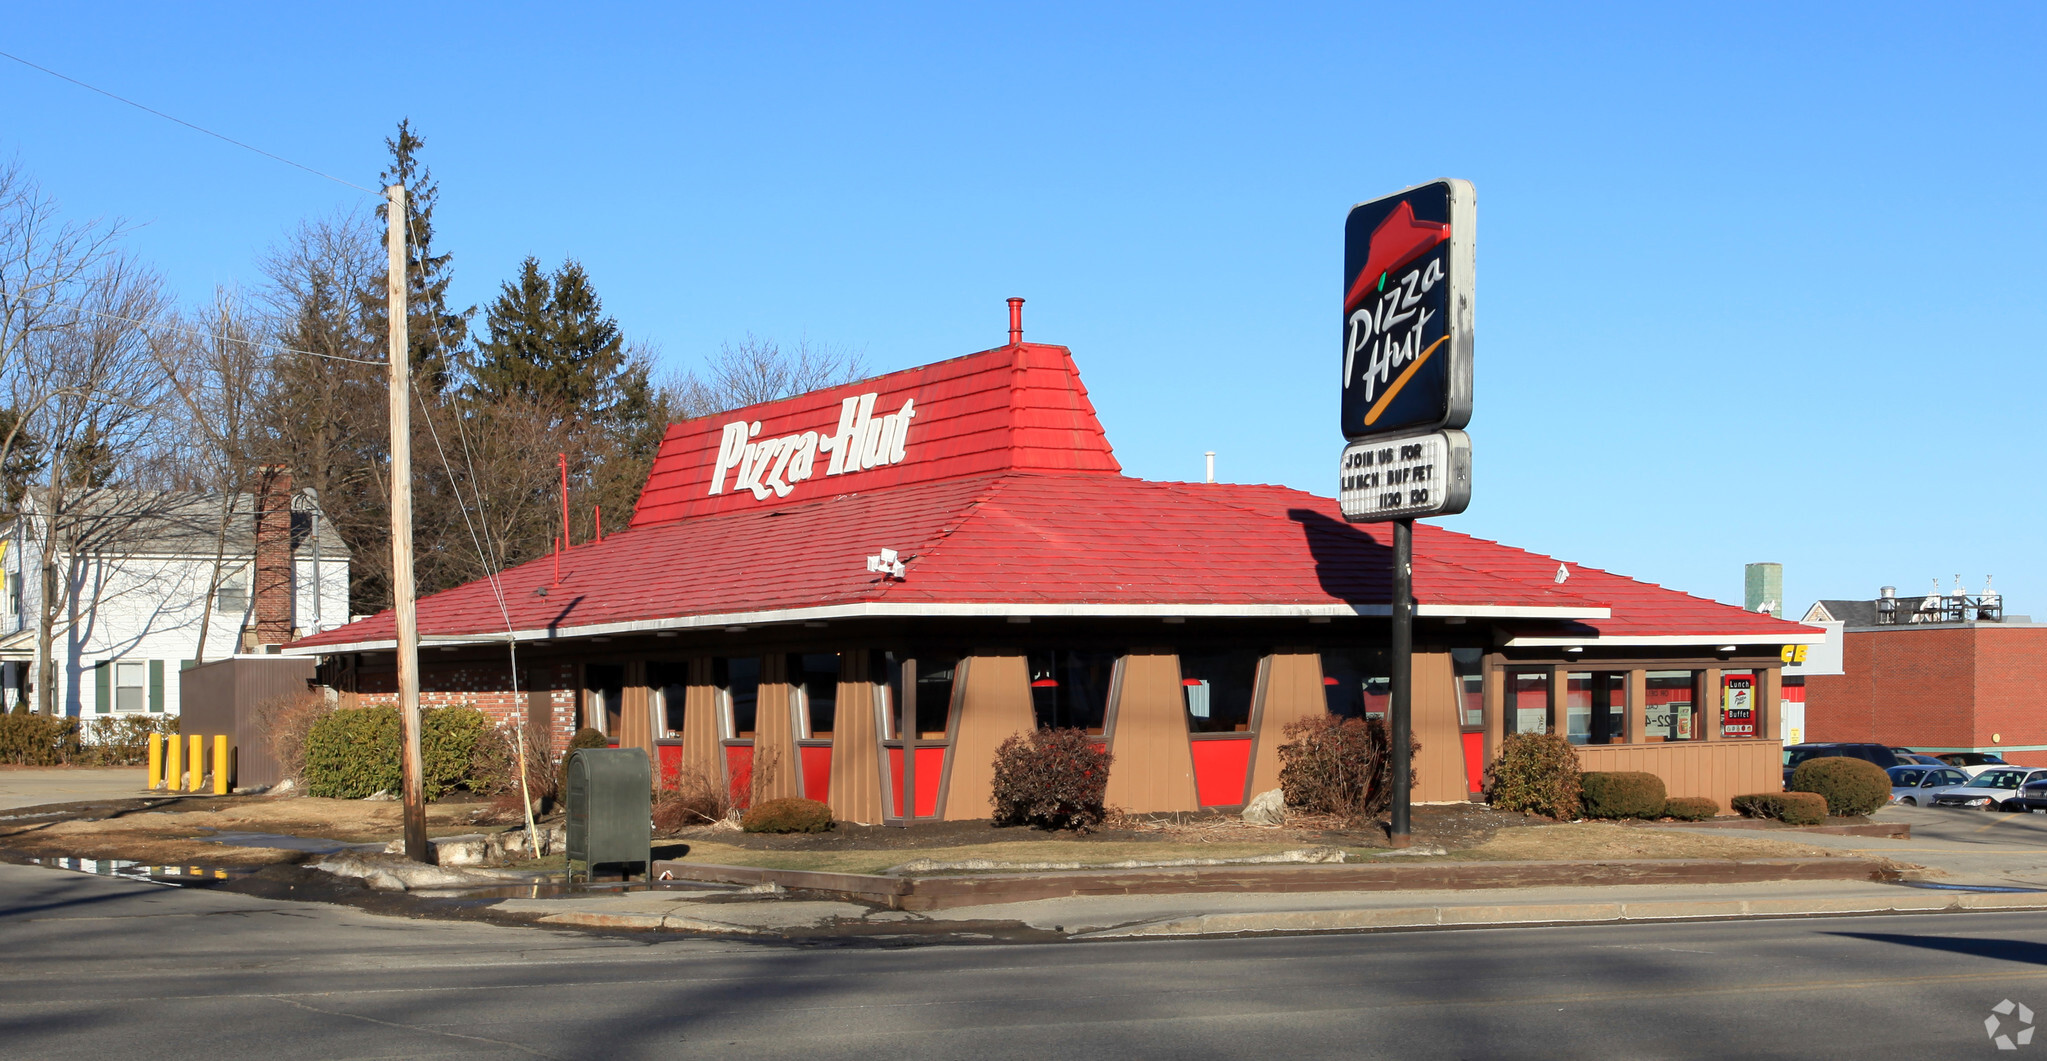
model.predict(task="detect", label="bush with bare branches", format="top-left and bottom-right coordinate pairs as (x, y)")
top-left (252, 691), bottom-right (331, 785)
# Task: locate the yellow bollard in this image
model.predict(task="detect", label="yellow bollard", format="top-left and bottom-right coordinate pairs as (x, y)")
top-left (147, 733), bottom-right (164, 790)
top-left (213, 735), bottom-right (229, 795)
top-left (165, 734), bottom-right (182, 794)
top-left (187, 735), bottom-right (204, 793)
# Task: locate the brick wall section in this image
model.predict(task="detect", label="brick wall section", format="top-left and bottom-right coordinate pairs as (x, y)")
top-left (253, 465), bottom-right (295, 645)
top-left (353, 661), bottom-right (581, 756)
top-left (1803, 625), bottom-right (2047, 767)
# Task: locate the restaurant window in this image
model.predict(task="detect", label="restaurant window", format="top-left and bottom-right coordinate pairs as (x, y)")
top-left (715, 657), bottom-right (762, 739)
top-left (1321, 649), bottom-right (1390, 719)
top-left (649, 661), bottom-right (689, 737)
top-left (1179, 649), bottom-right (1261, 733)
top-left (1028, 650), bottom-right (1116, 734)
top-left (883, 652), bottom-right (962, 739)
top-left (1645, 670), bottom-right (1699, 741)
top-left (1506, 669), bottom-right (1551, 735)
top-left (1564, 672), bottom-right (1628, 745)
top-left (1453, 648), bottom-right (1484, 727)
top-left (584, 664), bottom-right (624, 737)
top-left (1721, 669), bottom-right (1759, 739)
top-left (790, 653), bottom-right (840, 739)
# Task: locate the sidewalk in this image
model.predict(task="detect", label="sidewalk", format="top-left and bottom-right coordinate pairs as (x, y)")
top-left (0, 768), bottom-right (148, 811)
top-left (492, 875), bottom-right (2047, 939)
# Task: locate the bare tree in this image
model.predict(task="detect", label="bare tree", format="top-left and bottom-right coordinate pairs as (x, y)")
top-left (681, 334), bottom-right (869, 414)
top-left (11, 253), bottom-right (183, 714)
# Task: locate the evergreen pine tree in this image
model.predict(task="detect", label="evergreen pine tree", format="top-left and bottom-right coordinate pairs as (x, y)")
top-left (364, 118), bottom-right (470, 393)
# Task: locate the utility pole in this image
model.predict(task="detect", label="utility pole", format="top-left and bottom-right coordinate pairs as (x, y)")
top-left (385, 183), bottom-right (427, 863)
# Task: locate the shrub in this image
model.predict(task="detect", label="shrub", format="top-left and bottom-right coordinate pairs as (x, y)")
top-left (1276, 714), bottom-right (1418, 819)
top-left (0, 714), bottom-right (82, 765)
top-left (302, 705), bottom-right (493, 800)
top-left (80, 715), bottom-right (178, 766)
top-left (569, 727), bottom-right (610, 751)
top-left (1662, 796), bottom-right (1720, 821)
top-left (653, 764), bottom-right (732, 831)
top-left (1485, 732), bottom-right (1583, 819)
top-left (1790, 756), bottom-right (1890, 817)
top-left (1580, 771), bottom-right (1668, 820)
top-left (742, 796), bottom-right (834, 833)
top-left (1731, 791), bottom-right (1828, 826)
top-left (252, 692), bottom-right (331, 785)
top-left (990, 727), bottom-right (1112, 831)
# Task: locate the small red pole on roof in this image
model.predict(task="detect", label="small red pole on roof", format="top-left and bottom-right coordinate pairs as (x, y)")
top-left (594, 504), bottom-right (602, 542)
top-left (558, 452), bottom-right (571, 549)
top-left (1007, 297), bottom-right (1024, 346)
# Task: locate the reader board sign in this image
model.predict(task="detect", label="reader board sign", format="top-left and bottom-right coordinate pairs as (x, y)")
top-left (1341, 179), bottom-right (1474, 441)
top-left (1338, 428), bottom-right (1471, 522)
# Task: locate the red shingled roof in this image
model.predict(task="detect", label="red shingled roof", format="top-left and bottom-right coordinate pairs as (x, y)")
top-left (293, 341), bottom-right (1819, 652)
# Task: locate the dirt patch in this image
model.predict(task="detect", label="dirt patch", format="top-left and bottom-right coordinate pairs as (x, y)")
top-left (0, 794), bottom-right (505, 866)
top-left (1450, 823), bottom-right (1843, 862)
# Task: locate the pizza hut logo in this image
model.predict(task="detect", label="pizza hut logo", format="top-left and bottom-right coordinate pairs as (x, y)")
top-left (708, 391), bottom-right (917, 500)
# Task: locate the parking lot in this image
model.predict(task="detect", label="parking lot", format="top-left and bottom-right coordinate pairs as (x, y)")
top-left (1750, 803), bottom-right (2047, 889)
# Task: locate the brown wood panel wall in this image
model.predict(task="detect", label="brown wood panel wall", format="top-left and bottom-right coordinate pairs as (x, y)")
top-left (1411, 650), bottom-right (1469, 803)
top-left (1104, 651), bottom-right (1200, 813)
top-left (1246, 652), bottom-right (1325, 799)
top-left (752, 654), bottom-right (801, 802)
top-left (829, 651), bottom-right (885, 825)
top-left (679, 658), bottom-right (722, 787)
top-left (1574, 739), bottom-right (1782, 813)
top-left (1761, 666), bottom-right (1782, 740)
top-left (619, 660), bottom-right (655, 762)
top-left (944, 655), bottom-right (1037, 821)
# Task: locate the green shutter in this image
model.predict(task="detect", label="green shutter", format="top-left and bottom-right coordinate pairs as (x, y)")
top-left (94, 661), bottom-right (110, 714)
top-left (149, 660), bottom-right (165, 713)
top-left (180, 659), bottom-right (198, 671)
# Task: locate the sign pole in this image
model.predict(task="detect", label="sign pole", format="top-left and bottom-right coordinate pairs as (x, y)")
top-left (1389, 517), bottom-right (1413, 846)
top-left (385, 183), bottom-right (428, 864)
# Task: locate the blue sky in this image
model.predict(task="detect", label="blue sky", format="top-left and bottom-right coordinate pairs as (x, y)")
top-left (4, 3), bottom-right (2042, 614)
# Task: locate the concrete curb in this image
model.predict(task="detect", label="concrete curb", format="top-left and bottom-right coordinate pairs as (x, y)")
top-left (1082, 889), bottom-right (2047, 938)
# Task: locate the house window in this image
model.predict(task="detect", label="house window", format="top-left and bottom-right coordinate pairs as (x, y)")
top-left (1179, 649), bottom-right (1260, 733)
top-left (217, 566), bottom-right (249, 614)
top-left (115, 661), bottom-right (147, 713)
top-left (4, 572), bottom-right (16, 616)
top-left (716, 657), bottom-right (762, 739)
top-left (1027, 650), bottom-right (1116, 734)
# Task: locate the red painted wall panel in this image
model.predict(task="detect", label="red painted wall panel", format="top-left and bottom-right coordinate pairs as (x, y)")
top-left (725, 744), bottom-right (754, 806)
top-left (799, 744), bottom-right (833, 802)
top-left (1461, 731), bottom-right (1485, 794)
top-left (1191, 737), bottom-right (1253, 807)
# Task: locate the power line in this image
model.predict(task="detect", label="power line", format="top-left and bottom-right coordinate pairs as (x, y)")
top-left (22, 296), bottom-right (387, 366)
top-left (0, 48), bottom-right (378, 195)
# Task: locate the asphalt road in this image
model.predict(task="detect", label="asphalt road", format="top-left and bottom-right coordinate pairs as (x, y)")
top-left (6, 861), bottom-right (2047, 1059)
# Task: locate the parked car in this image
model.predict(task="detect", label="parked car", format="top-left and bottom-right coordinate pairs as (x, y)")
top-left (1886, 765), bottom-right (1974, 806)
top-left (1782, 743), bottom-right (1902, 788)
top-left (1930, 767), bottom-right (2047, 810)
top-left (2007, 779), bottom-right (2047, 814)
top-left (1894, 753), bottom-right (1948, 767)
top-left (1935, 752), bottom-right (2015, 778)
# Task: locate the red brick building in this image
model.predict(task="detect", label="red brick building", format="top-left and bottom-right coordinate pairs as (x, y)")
top-left (1800, 594), bottom-right (2047, 766)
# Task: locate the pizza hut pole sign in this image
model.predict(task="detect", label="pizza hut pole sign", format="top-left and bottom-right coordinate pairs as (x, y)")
top-left (1338, 179), bottom-right (1475, 523)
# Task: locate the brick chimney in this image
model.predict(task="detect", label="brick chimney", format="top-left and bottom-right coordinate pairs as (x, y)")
top-left (253, 465), bottom-right (295, 646)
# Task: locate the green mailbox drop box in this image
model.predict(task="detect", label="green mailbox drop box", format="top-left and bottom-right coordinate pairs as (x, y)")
top-left (564, 746), bottom-right (651, 881)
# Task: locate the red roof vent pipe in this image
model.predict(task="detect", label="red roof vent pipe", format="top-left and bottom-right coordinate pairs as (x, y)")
top-left (1007, 297), bottom-right (1025, 346)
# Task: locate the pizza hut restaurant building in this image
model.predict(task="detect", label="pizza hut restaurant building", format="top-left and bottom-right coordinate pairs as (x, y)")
top-left (287, 333), bottom-right (1824, 822)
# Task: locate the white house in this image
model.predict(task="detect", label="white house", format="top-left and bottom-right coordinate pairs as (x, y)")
top-left (0, 468), bottom-right (349, 719)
